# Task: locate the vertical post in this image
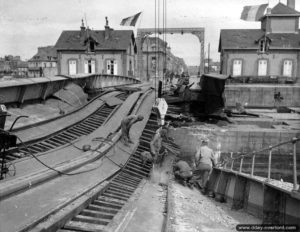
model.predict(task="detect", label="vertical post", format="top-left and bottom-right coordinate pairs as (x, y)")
top-left (251, 153), bottom-right (256, 177)
top-left (207, 43), bottom-right (210, 74)
top-left (292, 138), bottom-right (298, 191)
top-left (158, 80), bottom-right (162, 98)
top-left (239, 156), bottom-right (244, 173)
top-left (230, 152), bottom-right (234, 171)
top-left (224, 154), bottom-right (228, 169)
top-left (267, 146), bottom-right (272, 181)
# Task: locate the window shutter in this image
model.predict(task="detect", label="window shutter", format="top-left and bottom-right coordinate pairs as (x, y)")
top-left (107, 60), bottom-right (111, 74)
top-left (114, 60), bottom-right (118, 75)
top-left (91, 60), bottom-right (96, 74)
top-left (84, 60), bottom-right (88, 74)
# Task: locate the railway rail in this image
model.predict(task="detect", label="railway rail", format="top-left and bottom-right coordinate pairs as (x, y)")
top-left (29, 113), bottom-right (180, 232)
top-left (0, 92), bottom-right (129, 178)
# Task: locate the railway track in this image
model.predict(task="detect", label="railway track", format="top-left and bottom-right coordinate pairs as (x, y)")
top-left (1, 92), bottom-right (128, 165)
top-left (33, 113), bottom-right (180, 232)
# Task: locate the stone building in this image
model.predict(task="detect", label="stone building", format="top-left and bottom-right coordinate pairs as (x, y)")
top-left (142, 37), bottom-right (187, 80)
top-left (219, 2), bottom-right (300, 83)
top-left (28, 46), bottom-right (57, 77)
top-left (16, 61), bottom-right (29, 77)
top-left (0, 56), bottom-right (28, 78)
top-left (54, 19), bottom-right (136, 77)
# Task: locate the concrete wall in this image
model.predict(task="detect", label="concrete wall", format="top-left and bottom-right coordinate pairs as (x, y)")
top-left (0, 75), bottom-right (139, 105)
top-left (169, 126), bottom-right (300, 157)
top-left (208, 169), bottom-right (300, 225)
top-left (224, 84), bottom-right (300, 107)
top-left (223, 51), bottom-right (299, 79)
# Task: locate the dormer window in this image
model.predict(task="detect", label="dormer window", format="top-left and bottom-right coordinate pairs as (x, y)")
top-left (257, 36), bottom-right (270, 54)
top-left (259, 40), bottom-right (266, 53)
top-left (83, 32), bottom-right (98, 53)
top-left (89, 41), bottom-right (95, 52)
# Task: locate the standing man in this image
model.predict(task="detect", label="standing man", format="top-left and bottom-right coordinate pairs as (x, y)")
top-left (193, 139), bottom-right (216, 194)
top-left (121, 114), bottom-right (144, 146)
top-left (150, 127), bottom-right (167, 166)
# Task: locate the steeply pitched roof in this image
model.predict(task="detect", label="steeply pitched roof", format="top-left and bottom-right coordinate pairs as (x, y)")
top-left (29, 46), bottom-right (57, 61)
top-left (219, 29), bottom-right (300, 51)
top-left (55, 29), bottom-right (134, 51)
top-left (271, 2), bottom-right (300, 15)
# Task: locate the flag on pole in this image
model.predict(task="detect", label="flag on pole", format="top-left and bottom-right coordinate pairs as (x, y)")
top-left (120, 12), bottom-right (142, 26)
top-left (240, 4), bottom-right (268, 21)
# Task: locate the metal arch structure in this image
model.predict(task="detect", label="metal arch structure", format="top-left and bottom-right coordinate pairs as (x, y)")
top-left (136, 27), bottom-right (205, 81)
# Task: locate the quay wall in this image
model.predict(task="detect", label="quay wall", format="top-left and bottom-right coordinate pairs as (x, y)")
top-left (169, 126), bottom-right (300, 181)
top-left (208, 168), bottom-right (300, 226)
top-left (169, 126), bottom-right (300, 157)
top-left (224, 84), bottom-right (300, 108)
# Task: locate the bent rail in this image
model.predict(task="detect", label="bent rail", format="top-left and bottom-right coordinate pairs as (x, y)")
top-left (223, 137), bottom-right (300, 191)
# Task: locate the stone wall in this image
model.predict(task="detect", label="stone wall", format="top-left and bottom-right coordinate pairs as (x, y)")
top-left (225, 84), bottom-right (300, 107)
top-left (169, 126), bottom-right (300, 157)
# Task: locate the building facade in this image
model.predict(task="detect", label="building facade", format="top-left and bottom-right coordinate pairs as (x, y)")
top-left (28, 46), bottom-right (57, 77)
top-left (0, 56), bottom-right (28, 78)
top-left (219, 2), bottom-right (300, 83)
top-left (142, 37), bottom-right (187, 80)
top-left (55, 20), bottom-right (136, 77)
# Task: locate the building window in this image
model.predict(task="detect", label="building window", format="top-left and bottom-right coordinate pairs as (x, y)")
top-left (151, 57), bottom-right (156, 70)
top-left (89, 41), bottom-right (95, 52)
top-left (68, 60), bottom-right (77, 75)
top-left (258, 59), bottom-right (268, 76)
top-left (232, 59), bottom-right (242, 76)
top-left (259, 40), bottom-right (265, 53)
top-left (84, 60), bottom-right (96, 74)
top-left (106, 60), bottom-right (117, 75)
top-left (258, 38), bottom-right (269, 53)
top-left (283, 60), bottom-right (293, 77)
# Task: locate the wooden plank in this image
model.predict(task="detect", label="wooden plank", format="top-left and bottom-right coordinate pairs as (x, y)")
top-left (64, 220), bottom-right (106, 232)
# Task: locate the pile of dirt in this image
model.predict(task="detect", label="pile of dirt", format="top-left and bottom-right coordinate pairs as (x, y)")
top-left (167, 181), bottom-right (261, 232)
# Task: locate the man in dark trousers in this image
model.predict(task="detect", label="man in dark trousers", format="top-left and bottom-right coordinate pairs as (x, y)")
top-left (173, 159), bottom-right (193, 188)
top-left (121, 114), bottom-right (144, 146)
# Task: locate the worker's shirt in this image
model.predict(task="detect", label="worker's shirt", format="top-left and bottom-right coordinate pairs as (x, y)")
top-left (150, 133), bottom-right (162, 154)
top-left (121, 115), bottom-right (137, 126)
top-left (174, 160), bottom-right (192, 175)
top-left (195, 145), bottom-right (215, 167)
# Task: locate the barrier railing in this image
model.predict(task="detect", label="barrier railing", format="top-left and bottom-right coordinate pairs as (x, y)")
top-left (223, 137), bottom-right (300, 191)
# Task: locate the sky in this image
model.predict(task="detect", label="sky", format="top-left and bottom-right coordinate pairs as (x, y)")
top-left (0, 0), bottom-right (299, 66)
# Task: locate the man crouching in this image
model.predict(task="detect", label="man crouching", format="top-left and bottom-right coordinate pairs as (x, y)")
top-left (173, 160), bottom-right (193, 188)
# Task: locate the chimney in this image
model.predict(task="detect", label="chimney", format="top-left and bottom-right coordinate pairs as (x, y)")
top-left (80, 19), bottom-right (86, 36)
top-left (105, 16), bottom-right (110, 40)
top-left (287, 0), bottom-right (295, 9)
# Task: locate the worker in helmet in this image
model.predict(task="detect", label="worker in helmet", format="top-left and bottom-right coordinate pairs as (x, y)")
top-left (121, 114), bottom-right (144, 146)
